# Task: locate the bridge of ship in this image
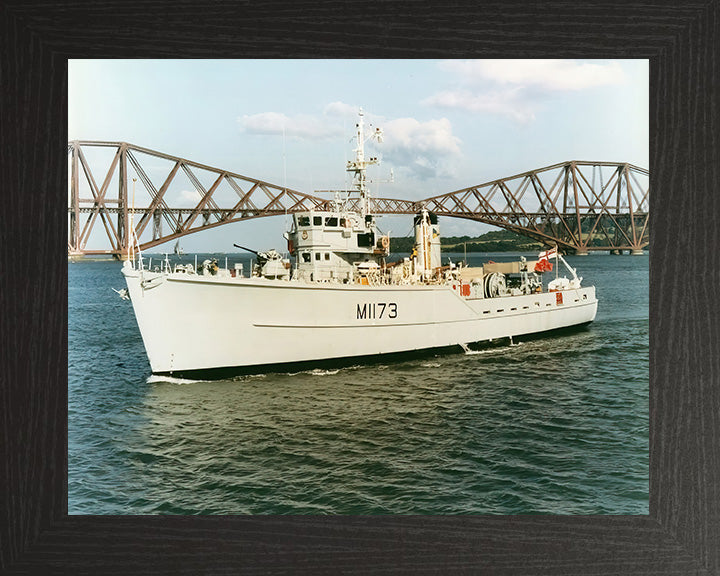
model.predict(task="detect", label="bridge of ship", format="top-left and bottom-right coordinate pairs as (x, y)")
top-left (68, 141), bottom-right (649, 257)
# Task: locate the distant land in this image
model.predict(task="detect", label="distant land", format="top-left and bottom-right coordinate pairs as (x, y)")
top-left (389, 229), bottom-right (543, 253)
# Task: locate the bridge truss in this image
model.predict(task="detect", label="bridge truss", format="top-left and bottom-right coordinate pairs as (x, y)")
top-left (422, 161), bottom-right (649, 254)
top-left (68, 142), bottom-right (648, 257)
top-left (68, 141), bottom-right (333, 256)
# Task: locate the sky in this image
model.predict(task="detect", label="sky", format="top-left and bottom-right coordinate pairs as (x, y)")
top-left (68, 59), bottom-right (649, 252)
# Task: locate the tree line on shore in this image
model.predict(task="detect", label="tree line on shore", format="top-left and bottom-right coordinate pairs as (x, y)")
top-left (389, 229), bottom-right (543, 253)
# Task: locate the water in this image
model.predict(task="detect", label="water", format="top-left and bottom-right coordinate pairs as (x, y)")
top-left (68, 252), bottom-right (648, 514)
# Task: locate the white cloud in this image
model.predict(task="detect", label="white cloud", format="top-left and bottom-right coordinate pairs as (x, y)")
top-left (239, 112), bottom-right (341, 139)
top-left (177, 189), bottom-right (202, 207)
top-left (424, 88), bottom-right (534, 123)
top-left (239, 104), bottom-right (461, 180)
top-left (427, 59), bottom-right (626, 122)
top-left (323, 101), bottom-right (359, 117)
top-left (382, 117), bottom-right (462, 180)
top-left (440, 59), bottom-right (626, 91)
top-left (240, 102), bottom-right (371, 140)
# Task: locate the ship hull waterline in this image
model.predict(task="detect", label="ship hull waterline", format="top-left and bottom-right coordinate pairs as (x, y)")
top-left (123, 268), bottom-right (598, 377)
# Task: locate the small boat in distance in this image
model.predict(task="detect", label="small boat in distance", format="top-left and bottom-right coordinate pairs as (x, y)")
top-left (122, 109), bottom-right (598, 377)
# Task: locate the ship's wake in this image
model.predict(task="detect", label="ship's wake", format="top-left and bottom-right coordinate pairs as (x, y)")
top-left (460, 341), bottom-right (523, 355)
top-left (146, 374), bottom-right (210, 385)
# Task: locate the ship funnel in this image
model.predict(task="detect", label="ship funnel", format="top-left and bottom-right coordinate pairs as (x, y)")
top-left (413, 210), bottom-right (441, 278)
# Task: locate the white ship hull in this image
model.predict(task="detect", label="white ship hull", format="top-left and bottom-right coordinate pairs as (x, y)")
top-left (123, 266), bottom-right (598, 375)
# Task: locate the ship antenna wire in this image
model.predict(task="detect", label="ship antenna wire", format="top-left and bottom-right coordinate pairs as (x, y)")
top-left (283, 121), bottom-right (289, 235)
top-left (130, 177), bottom-right (137, 265)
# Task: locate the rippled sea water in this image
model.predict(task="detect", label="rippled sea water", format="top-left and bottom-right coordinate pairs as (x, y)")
top-left (68, 252), bottom-right (648, 514)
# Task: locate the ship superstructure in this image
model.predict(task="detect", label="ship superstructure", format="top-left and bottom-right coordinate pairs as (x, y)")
top-left (282, 109), bottom-right (391, 285)
top-left (122, 110), bottom-right (598, 376)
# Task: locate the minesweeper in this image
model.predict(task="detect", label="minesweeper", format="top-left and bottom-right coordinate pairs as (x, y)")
top-left (122, 110), bottom-right (598, 376)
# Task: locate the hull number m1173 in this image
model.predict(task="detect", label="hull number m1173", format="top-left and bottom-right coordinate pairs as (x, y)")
top-left (357, 302), bottom-right (397, 320)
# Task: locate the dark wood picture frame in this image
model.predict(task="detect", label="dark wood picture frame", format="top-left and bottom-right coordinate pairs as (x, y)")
top-left (2, 1), bottom-right (718, 574)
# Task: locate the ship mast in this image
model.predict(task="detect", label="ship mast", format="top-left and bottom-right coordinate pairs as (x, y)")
top-left (346, 108), bottom-right (382, 219)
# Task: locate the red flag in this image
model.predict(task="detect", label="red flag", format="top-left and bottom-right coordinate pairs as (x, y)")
top-left (534, 259), bottom-right (553, 272)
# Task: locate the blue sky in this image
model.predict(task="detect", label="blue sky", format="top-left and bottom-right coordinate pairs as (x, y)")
top-left (69, 59), bottom-right (648, 252)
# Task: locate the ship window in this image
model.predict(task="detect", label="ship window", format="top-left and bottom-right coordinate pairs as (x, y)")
top-left (339, 218), bottom-right (347, 227)
top-left (511, 307), bottom-right (517, 311)
top-left (313, 216), bottom-right (322, 226)
top-left (483, 310), bottom-right (490, 314)
top-left (357, 232), bottom-right (374, 247)
top-left (315, 253), bottom-right (321, 261)
top-left (325, 217), bottom-right (338, 227)
top-left (302, 252), bottom-right (311, 263)
top-left (298, 216), bottom-right (310, 227)
top-left (324, 253), bottom-right (330, 260)
top-left (496, 309), bottom-right (504, 313)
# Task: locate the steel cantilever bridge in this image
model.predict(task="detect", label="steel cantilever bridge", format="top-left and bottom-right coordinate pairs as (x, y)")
top-left (68, 141), bottom-right (649, 257)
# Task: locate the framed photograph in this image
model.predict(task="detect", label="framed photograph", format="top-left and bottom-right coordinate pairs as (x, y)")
top-left (2, 1), bottom-right (717, 574)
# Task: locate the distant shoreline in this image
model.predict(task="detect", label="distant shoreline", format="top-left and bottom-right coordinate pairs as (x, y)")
top-left (389, 229), bottom-right (542, 254)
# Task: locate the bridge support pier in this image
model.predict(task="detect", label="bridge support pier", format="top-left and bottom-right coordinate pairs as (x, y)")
top-left (574, 248), bottom-right (589, 256)
top-left (631, 249), bottom-right (645, 255)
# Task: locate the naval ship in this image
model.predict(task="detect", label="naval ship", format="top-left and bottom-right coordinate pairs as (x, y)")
top-left (122, 111), bottom-right (598, 376)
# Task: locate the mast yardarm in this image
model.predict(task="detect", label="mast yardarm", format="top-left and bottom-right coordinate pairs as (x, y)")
top-left (346, 108), bottom-right (383, 218)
